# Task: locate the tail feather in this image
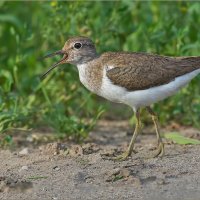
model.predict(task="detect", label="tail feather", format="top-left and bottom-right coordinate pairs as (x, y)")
top-left (179, 56), bottom-right (200, 69)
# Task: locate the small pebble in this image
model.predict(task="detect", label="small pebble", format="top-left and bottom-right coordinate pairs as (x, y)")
top-left (19, 165), bottom-right (29, 172)
top-left (53, 166), bottom-right (60, 171)
top-left (156, 178), bottom-right (166, 185)
top-left (112, 168), bottom-right (120, 175)
top-left (120, 169), bottom-right (131, 178)
top-left (21, 166), bottom-right (28, 170)
top-left (19, 148), bottom-right (29, 156)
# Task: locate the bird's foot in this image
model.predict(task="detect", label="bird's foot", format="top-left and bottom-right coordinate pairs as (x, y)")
top-left (112, 152), bottom-right (130, 161)
top-left (112, 149), bottom-right (137, 161)
top-left (148, 142), bottom-right (165, 159)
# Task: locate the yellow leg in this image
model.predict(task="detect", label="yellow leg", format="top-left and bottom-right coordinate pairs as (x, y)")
top-left (113, 109), bottom-right (141, 161)
top-left (146, 106), bottom-right (164, 157)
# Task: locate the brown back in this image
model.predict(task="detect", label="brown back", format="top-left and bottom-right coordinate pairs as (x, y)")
top-left (105, 52), bottom-right (200, 90)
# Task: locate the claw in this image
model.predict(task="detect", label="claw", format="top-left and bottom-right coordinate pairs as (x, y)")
top-left (112, 151), bottom-right (130, 161)
top-left (148, 142), bottom-right (165, 159)
top-left (112, 149), bottom-right (138, 161)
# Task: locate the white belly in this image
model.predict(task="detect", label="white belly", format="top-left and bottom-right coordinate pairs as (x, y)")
top-left (100, 68), bottom-right (200, 110)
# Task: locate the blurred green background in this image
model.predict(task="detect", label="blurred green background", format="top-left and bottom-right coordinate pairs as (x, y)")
top-left (0, 1), bottom-right (200, 145)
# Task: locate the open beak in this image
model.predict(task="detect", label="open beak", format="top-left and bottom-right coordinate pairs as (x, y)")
top-left (40, 50), bottom-right (68, 79)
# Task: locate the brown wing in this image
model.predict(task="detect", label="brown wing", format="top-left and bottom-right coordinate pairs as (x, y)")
top-left (105, 52), bottom-right (200, 91)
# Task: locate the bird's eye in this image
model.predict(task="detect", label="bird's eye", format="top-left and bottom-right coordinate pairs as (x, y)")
top-left (74, 43), bottom-right (82, 49)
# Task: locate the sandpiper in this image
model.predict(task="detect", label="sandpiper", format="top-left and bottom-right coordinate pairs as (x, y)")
top-left (42, 36), bottom-right (200, 160)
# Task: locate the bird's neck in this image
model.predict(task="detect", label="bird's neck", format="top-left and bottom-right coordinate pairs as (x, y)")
top-left (77, 51), bottom-right (99, 65)
top-left (76, 56), bottom-right (104, 94)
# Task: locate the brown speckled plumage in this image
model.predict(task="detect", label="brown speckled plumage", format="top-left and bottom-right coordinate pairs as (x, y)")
top-left (103, 52), bottom-right (200, 90)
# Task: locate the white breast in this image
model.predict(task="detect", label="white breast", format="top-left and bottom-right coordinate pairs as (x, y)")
top-left (77, 64), bottom-right (88, 88)
top-left (77, 63), bottom-right (97, 93)
top-left (100, 68), bottom-right (200, 110)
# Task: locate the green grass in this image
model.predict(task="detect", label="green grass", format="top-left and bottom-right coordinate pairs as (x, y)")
top-left (0, 1), bottom-right (200, 145)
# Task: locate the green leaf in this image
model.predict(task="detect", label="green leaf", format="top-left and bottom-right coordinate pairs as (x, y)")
top-left (113, 175), bottom-right (124, 182)
top-left (164, 132), bottom-right (200, 145)
top-left (0, 70), bottom-right (13, 92)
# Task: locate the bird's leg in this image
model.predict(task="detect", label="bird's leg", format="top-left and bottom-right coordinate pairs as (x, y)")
top-left (146, 106), bottom-right (164, 157)
top-left (113, 109), bottom-right (141, 161)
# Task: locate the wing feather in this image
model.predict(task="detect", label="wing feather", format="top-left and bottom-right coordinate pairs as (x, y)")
top-left (105, 53), bottom-right (200, 90)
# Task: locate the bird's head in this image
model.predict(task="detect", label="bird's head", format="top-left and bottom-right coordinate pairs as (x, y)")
top-left (41, 36), bottom-right (97, 78)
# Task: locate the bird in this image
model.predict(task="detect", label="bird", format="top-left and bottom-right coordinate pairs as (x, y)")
top-left (41, 36), bottom-right (200, 160)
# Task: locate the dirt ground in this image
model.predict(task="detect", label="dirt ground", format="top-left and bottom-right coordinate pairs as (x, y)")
top-left (0, 120), bottom-right (200, 200)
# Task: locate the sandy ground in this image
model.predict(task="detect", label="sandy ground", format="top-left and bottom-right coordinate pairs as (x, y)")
top-left (0, 120), bottom-right (200, 200)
